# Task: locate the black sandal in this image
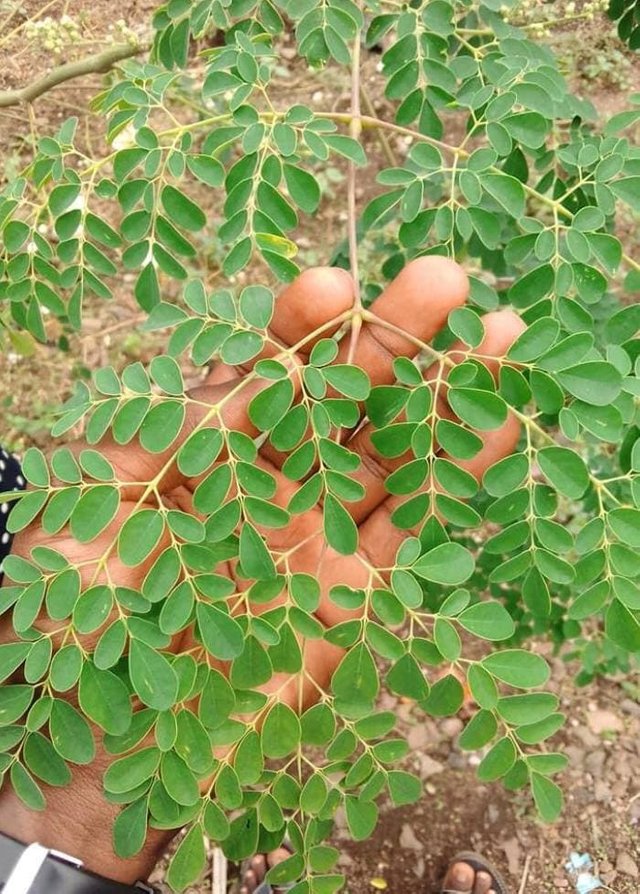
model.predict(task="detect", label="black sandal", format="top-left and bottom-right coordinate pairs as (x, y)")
top-left (441, 851), bottom-right (509, 894)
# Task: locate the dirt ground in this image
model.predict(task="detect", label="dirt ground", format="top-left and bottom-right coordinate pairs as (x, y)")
top-left (332, 656), bottom-right (640, 894)
top-left (1, 2), bottom-right (640, 893)
top-left (149, 653), bottom-right (640, 894)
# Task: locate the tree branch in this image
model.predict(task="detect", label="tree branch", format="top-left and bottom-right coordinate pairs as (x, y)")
top-left (0, 42), bottom-right (145, 109)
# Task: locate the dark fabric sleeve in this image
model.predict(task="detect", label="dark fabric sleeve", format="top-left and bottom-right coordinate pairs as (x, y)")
top-left (0, 447), bottom-right (27, 578)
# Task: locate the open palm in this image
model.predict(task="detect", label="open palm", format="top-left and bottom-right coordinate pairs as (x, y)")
top-left (7, 257), bottom-right (522, 697)
top-left (1, 257), bottom-right (523, 881)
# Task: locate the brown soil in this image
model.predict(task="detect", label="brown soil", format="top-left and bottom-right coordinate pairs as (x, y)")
top-left (1, 4), bottom-right (640, 894)
top-left (331, 657), bottom-right (640, 893)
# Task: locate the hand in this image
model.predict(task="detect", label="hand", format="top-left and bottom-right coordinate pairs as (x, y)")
top-left (0, 258), bottom-right (524, 883)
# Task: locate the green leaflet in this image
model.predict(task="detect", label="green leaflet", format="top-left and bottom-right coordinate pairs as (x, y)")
top-left (322, 364), bottom-right (370, 400)
top-left (0, 643), bottom-right (29, 683)
top-left (422, 674), bottom-right (464, 716)
top-left (458, 602), bottom-right (516, 641)
top-left (10, 762), bottom-right (46, 811)
top-left (412, 542), bottom-right (474, 585)
top-left (605, 598), bottom-right (640, 651)
top-left (104, 747), bottom-right (161, 793)
top-left (197, 603), bottom-right (244, 660)
top-left (249, 379), bottom-right (295, 431)
top-left (161, 185), bottom-right (206, 232)
top-left (448, 388), bottom-right (508, 431)
top-left (261, 703), bottom-right (301, 758)
top-left (477, 736), bottom-right (516, 782)
top-left (69, 486), bottom-right (120, 543)
top-left (537, 447), bottom-right (589, 500)
top-left (78, 662), bottom-right (132, 735)
top-left (166, 824), bottom-right (206, 891)
top-left (23, 733), bottom-right (71, 787)
top-left (507, 318), bottom-right (559, 362)
top-left (449, 307), bottom-right (484, 347)
top-left (388, 770), bottom-right (421, 806)
top-left (49, 699), bottom-right (95, 765)
top-left (283, 164), bottom-right (321, 213)
top-left (482, 649), bottom-right (550, 689)
top-left (21, 448), bottom-right (50, 487)
top-left (118, 510), bottom-right (165, 567)
top-left (458, 710), bottom-right (498, 751)
top-left (324, 494), bottom-right (358, 555)
top-left (557, 362), bottom-right (622, 406)
top-left (239, 522), bottom-right (276, 580)
top-left (230, 635), bottom-right (273, 689)
top-left (345, 796), bottom-right (378, 841)
top-left (480, 173), bottom-right (525, 217)
top-left (161, 751), bottom-right (200, 806)
top-left (332, 643), bottom-right (379, 708)
top-left (497, 693), bottom-right (558, 726)
top-left (113, 798), bottom-right (149, 859)
top-left (128, 640), bottom-right (178, 711)
top-left (531, 773), bottom-right (564, 822)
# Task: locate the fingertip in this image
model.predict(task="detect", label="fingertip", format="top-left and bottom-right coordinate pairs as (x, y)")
top-left (271, 266), bottom-right (355, 352)
top-left (293, 265), bottom-right (354, 301)
top-left (404, 255), bottom-right (469, 306)
top-left (374, 255), bottom-right (469, 334)
top-left (313, 264), bottom-right (354, 287)
top-left (444, 861), bottom-right (475, 888)
top-left (481, 308), bottom-right (526, 346)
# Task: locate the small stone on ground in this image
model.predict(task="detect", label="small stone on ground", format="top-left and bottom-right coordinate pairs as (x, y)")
top-left (587, 709), bottom-right (623, 735)
top-left (616, 852), bottom-right (639, 878)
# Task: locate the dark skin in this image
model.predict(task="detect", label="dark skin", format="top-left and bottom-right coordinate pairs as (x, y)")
top-left (0, 258), bottom-right (523, 894)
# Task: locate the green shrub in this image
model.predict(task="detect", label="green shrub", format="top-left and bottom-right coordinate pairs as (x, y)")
top-left (1, 0), bottom-right (640, 890)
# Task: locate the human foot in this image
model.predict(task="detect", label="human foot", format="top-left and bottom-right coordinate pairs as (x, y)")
top-left (238, 849), bottom-right (507, 894)
top-left (441, 851), bottom-right (507, 894)
top-left (238, 848), bottom-right (291, 894)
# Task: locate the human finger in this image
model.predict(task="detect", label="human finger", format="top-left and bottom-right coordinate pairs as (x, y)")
top-left (333, 256), bottom-right (468, 391)
top-left (344, 310), bottom-right (525, 526)
top-left (205, 266), bottom-right (355, 385)
top-left (358, 412), bottom-right (521, 569)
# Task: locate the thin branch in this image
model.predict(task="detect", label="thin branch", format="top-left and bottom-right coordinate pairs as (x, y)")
top-left (346, 21), bottom-right (363, 365)
top-left (517, 855), bottom-right (533, 894)
top-left (359, 84), bottom-right (397, 167)
top-left (0, 42), bottom-right (145, 109)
